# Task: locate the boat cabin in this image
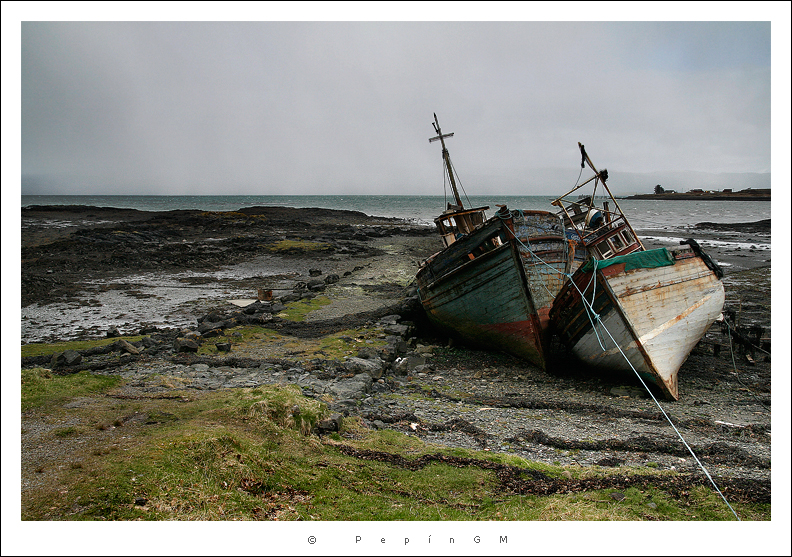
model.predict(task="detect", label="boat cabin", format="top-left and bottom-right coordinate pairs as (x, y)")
top-left (434, 205), bottom-right (490, 248)
top-left (552, 143), bottom-right (644, 262)
top-left (556, 197), bottom-right (642, 260)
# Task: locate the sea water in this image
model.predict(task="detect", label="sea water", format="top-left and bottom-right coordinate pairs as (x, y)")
top-left (21, 194), bottom-right (771, 233)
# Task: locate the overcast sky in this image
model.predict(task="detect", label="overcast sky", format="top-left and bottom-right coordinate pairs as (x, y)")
top-left (7, 6), bottom-right (789, 196)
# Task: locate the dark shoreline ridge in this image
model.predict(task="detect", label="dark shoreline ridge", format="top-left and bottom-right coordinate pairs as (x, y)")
top-left (21, 204), bottom-right (433, 308)
top-left (21, 205), bottom-right (770, 307)
top-left (694, 219), bottom-right (770, 233)
top-left (621, 191), bottom-right (770, 201)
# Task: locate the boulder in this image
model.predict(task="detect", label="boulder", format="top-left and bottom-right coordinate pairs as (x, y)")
top-left (255, 302), bottom-right (273, 313)
top-left (197, 320), bottom-right (225, 334)
top-left (378, 314), bottom-right (401, 326)
top-left (415, 344), bottom-right (436, 356)
top-left (393, 354), bottom-right (426, 376)
top-left (386, 336), bottom-right (410, 355)
top-left (173, 338), bottom-right (200, 353)
top-left (199, 312), bottom-right (225, 324)
top-left (201, 328), bottom-right (224, 338)
top-left (113, 339), bottom-right (141, 355)
top-left (384, 323), bottom-right (411, 337)
top-left (51, 349), bottom-right (82, 368)
top-left (307, 279), bottom-right (326, 292)
top-left (106, 326), bottom-right (120, 338)
top-left (141, 336), bottom-right (160, 348)
top-left (355, 346), bottom-right (379, 360)
top-left (316, 413), bottom-right (343, 433)
top-left (344, 357), bottom-right (385, 380)
top-left (377, 344), bottom-right (398, 363)
top-left (323, 274), bottom-right (340, 285)
top-left (329, 399), bottom-right (359, 414)
top-left (243, 301), bottom-right (263, 315)
top-left (329, 373), bottom-right (372, 399)
top-left (297, 374), bottom-right (327, 393)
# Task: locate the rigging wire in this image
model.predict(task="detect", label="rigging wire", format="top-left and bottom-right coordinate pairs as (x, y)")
top-left (449, 157), bottom-right (472, 209)
top-left (585, 293), bottom-right (742, 521)
top-left (725, 320), bottom-right (771, 409)
top-left (506, 228), bottom-right (741, 520)
top-left (573, 164), bottom-right (584, 189)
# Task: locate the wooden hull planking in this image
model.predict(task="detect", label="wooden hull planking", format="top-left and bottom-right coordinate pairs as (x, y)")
top-left (512, 211), bottom-right (572, 332)
top-left (416, 212), bottom-right (569, 368)
top-left (418, 239), bottom-right (546, 367)
top-left (551, 247), bottom-right (725, 399)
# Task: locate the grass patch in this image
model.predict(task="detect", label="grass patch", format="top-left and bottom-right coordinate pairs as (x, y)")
top-left (21, 382), bottom-right (770, 522)
top-left (266, 239), bottom-right (331, 254)
top-left (21, 335), bottom-right (144, 358)
top-left (278, 296), bottom-right (332, 322)
top-left (315, 329), bottom-right (387, 358)
top-left (196, 326), bottom-right (283, 355)
top-left (21, 368), bottom-right (122, 411)
top-left (199, 323), bottom-right (387, 361)
top-left (53, 426), bottom-right (80, 437)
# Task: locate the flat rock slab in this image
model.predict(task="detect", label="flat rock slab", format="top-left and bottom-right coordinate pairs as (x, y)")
top-left (229, 299), bottom-right (259, 307)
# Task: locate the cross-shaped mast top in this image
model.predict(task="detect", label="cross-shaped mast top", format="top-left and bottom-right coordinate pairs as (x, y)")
top-left (429, 113), bottom-right (463, 208)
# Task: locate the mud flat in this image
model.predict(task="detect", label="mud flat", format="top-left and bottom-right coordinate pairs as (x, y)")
top-left (21, 205), bottom-right (438, 343)
top-left (19, 206), bottom-right (774, 512)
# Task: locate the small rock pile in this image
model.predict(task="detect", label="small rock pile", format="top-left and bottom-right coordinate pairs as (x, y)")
top-left (24, 288), bottom-right (437, 418)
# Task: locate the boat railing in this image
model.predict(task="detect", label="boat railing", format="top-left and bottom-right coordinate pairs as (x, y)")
top-left (434, 206), bottom-right (490, 248)
top-left (553, 200), bottom-right (643, 260)
top-left (551, 143), bottom-right (644, 260)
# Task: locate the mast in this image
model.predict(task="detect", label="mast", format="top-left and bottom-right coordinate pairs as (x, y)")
top-left (429, 113), bottom-right (464, 208)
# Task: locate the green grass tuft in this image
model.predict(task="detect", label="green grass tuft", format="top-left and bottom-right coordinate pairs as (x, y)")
top-left (20, 376), bottom-right (770, 522)
top-left (21, 336), bottom-right (144, 358)
top-left (21, 368), bottom-right (122, 411)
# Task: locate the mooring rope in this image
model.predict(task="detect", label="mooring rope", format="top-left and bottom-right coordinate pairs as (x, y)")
top-left (582, 296), bottom-right (741, 520)
top-left (507, 229), bottom-right (741, 520)
top-left (507, 226), bottom-right (607, 349)
top-left (724, 320), bottom-right (771, 409)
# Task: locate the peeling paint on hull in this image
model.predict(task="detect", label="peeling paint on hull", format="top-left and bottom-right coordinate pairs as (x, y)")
top-left (417, 211), bottom-right (570, 369)
top-left (551, 246), bottom-right (725, 399)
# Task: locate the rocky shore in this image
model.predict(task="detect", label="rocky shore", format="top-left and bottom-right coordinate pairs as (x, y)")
top-left (20, 206), bottom-right (773, 504)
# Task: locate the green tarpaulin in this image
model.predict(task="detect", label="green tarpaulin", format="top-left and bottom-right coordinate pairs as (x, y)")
top-left (581, 247), bottom-right (675, 273)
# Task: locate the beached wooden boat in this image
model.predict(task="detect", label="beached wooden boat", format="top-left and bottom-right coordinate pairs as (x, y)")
top-left (415, 115), bottom-right (571, 368)
top-left (549, 144), bottom-right (725, 399)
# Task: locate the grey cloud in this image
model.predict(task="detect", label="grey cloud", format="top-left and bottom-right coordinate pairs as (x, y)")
top-left (21, 21), bottom-right (771, 195)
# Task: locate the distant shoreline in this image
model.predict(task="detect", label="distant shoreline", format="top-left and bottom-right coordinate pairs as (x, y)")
top-left (620, 192), bottom-right (770, 201)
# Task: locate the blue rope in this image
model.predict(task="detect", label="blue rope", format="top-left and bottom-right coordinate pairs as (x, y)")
top-left (506, 225), bottom-right (740, 520)
top-left (511, 230), bottom-right (607, 350)
top-left (593, 308), bottom-right (741, 521)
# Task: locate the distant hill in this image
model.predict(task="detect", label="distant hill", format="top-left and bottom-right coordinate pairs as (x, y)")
top-left (621, 187), bottom-right (770, 201)
top-left (516, 169), bottom-right (771, 197)
top-left (608, 170), bottom-right (770, 195)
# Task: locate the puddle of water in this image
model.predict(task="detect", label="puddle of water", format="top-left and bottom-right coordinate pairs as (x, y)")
top-left (21, 283), bottom-right (249, 343)
top-left (21, 255), bottom-right (310, 344)
top-left (21, 218), bottom-right (117, 230)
